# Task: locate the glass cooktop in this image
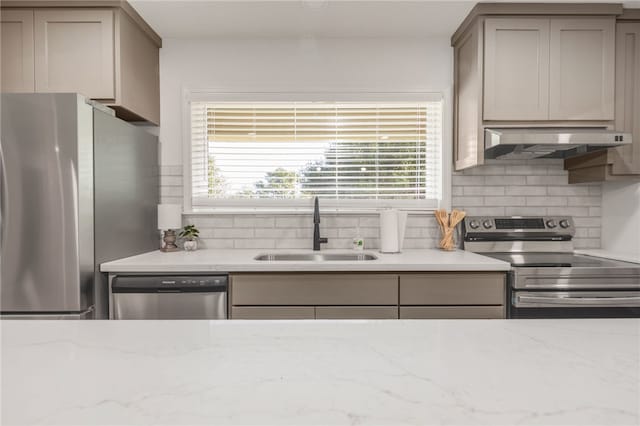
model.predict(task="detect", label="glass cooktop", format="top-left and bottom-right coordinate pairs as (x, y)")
top-left (481, 253), bottom-right (640, 269)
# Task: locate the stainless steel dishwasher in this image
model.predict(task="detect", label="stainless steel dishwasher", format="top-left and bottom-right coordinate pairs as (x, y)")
top-left (111, 275), bottom-right (228, 319)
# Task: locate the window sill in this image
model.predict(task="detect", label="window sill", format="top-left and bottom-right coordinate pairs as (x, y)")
top-left (184, 207), bottom-right (438, 216)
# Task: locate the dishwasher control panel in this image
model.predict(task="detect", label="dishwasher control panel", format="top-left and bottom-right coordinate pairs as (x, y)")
top-left (112, 275), bottom-right (228, 293)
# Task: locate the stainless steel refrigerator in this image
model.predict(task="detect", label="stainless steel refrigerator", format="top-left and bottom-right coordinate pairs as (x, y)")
top-left (1, 93), bottom-right (159, 319)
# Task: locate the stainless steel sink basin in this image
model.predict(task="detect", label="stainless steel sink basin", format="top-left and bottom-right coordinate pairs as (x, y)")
top-left (254, 253), bottom-right (378, 262)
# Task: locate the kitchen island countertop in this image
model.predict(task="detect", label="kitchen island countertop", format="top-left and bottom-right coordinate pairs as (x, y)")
top-left (2, 319), bottom-right (638, 426)
top-left (100, 248), bottom-right (511, 273)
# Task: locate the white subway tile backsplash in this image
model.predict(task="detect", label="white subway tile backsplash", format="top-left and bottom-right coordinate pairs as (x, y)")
top-left (452, 196), bottom-right (484, 206)
top-left (464, 186), bottom-right (505, 196)
top-left (526, 175), bottom-right (568, 185)
top-left (504, 207), bottom-right (547, 216)
top-left (547, 186), bottom-right (590, 196)
top-left (255, 228), bottom-right (298, 238)
top-left (164, 161), bottom-right (602, 250)
top-left (212, 228), bottom-right (254, 238)
top-left (453, 175), bottom-right (485, 186)
top-left (485, 175), bottom-right (527, 186)
top-left (483, 196), bottom-right (527, 206)
top-left (567, 196), bottom-right (601, 206)
top-left (234, 216), bottom-right (275, 228)
top-left (526, 197), bottom-right (567, 206)
top-left (505, 165), bottom-right (548, 176)
top-left (546, 206), bottom-right (590, 216)
top-left (505, 186), bottom-right (546, 196)
top-left (234, 239), bottom-right (276, 249)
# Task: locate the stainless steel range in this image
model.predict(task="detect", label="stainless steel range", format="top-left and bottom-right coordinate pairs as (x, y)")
top-left (462, 216), bottom-right (640, 318)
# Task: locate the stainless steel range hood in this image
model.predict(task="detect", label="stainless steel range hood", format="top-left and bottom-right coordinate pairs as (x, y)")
top-left (485, 128), bottom-right (632, 160)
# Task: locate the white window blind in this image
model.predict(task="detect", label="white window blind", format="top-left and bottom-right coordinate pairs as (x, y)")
top-left (190, 101), bottom-right (442, 209)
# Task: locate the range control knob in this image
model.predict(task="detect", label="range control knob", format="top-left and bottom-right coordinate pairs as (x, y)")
top-left (469, 220), bottom-right (480, 229)
top-left (559, 219), bottom-right (570, 229)
top-left (546, 219), bottom-right (557, 229)
top-left (482, 220), bottom-right (493, 229)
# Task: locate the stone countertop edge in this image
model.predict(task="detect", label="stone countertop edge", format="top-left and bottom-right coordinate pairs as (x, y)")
top-left (100, 248), bottom-right (512, 273)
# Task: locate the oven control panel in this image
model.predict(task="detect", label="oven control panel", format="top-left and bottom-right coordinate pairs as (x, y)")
top-left (463, 216), bottom-right (575, 235)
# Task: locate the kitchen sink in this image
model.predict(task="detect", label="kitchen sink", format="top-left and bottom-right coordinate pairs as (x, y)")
top-left (254, 253), bottom-right (378, 262)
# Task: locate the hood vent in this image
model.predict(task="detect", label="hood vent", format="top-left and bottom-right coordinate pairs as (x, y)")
top-left (485, 128), bottom-right (631, 160)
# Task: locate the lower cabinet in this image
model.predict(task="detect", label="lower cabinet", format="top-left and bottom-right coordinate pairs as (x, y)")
top-left (231, 307), bottom-right (315, 320)
top-left (231, 306), bottom-right (398, 320)
top-left (315, 306), bottom-right (398, 320)
top-left (400, 306), bottom-right (505, 319)
top-left (229, 272), bottom-right (506, 320)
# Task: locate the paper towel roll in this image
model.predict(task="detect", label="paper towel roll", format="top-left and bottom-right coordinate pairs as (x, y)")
top-left (380, 209), bottom-right (400, 253)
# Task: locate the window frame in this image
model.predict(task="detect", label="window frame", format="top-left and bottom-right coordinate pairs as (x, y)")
top-left (182, 90), bottom-right (452, 214)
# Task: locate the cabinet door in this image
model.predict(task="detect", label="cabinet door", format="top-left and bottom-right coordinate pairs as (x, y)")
top-left (34, 9), bottom-right (114, 99)
top-left (399, 306), bottom-right (505, 319)
top-left (1, 9), bottom-right (35, 92)
top-left (231, 274), bottom-right (398, 306)
top-left (484, 18), bottom-right (550, 120)
top-left (399, 273), bottom-right (505, 305)
top-left (454, 23), bottom-right (484, 170)
top-left (231, 307), bottom-right (315, 320)
top-left (610, 22), bottom-right (640, 175)
top-left (549, 18), bottom-right (615, 120)
top-left (315, 306), bottom-right (398, 320)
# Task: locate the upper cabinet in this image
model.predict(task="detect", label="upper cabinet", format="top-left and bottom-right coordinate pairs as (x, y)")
top-left (0, 2), bottom-right (161, 125)
top-left (548, 18), bottom-right (615, 120)
top-left (34, 9), bottom-right (115, 99)
top-left (452, 3), bottom-right (623, 171)
top-left (564, 15), bottom-right (640, 183)
top-left (484, 17), bottom-right (615, 122)
top-left (1, 9), bottom-right (34, 92)
top-left (484, 18), bottom-right (550, 121)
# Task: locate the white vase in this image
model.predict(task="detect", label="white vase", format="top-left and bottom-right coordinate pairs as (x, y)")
top-left (184, 240), bottom-right (198, 251)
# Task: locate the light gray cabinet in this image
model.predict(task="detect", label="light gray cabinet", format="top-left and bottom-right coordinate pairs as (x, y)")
top-left (230, 274), bottom-right (398, 306)
top-left (484, 18), bottom-right (550, 120)
top-left (230, 272), bottom-right (506, 320)
top-left (452, 4), bottom-right (622, 171)
top-left (0, 9), bottom-right (34, 92)
top-left (483, 17), bottom-right (615, 122)
top-left (34, 9), bottom-right (115, 99)
top-left (315, 306), bottom-right (398, 320)
top-left (564, 17), bottom-right (640, 182)
top-left (611, 21), bottom-right (640, 175)
top-left (0, 2), bottom-right (161, 124)
top-left (400, 306), bottom-right (505, 319)
top-left (231, 307), bottom-right (315, 320)
top-left (549, 18), bottom-right (615, 120)
top-left (399, 273), bottom-right (505, 306)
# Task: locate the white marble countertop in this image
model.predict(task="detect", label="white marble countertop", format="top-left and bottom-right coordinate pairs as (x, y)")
top-left (100, 248), bottom-right (511, 273)
top-left (2, 319), bottom-right (639, 425)
top-left (576, 249), bottom-right (640, 264)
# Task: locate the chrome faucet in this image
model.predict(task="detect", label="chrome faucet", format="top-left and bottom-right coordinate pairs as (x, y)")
top-left (313, 197), bottom-right (328, 251)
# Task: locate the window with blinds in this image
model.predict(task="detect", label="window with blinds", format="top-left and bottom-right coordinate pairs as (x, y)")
top-left (190, 101), bottom-right (442, 208)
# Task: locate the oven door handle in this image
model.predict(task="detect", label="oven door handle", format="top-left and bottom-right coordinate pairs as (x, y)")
top-left (515, 293), bottom-right (640, 307)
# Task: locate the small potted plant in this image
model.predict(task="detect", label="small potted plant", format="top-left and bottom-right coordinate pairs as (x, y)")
top-left (179, 224), bottom-right (200, 251)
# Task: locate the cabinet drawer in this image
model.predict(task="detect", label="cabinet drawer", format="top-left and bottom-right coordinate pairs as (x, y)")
top-left (400, 273), bottom-right (505, 305)
top-left (231, 274), bottom-right (398, 306)
top-left (400, 306), bottom-right (505, 319)
top-left (231, 307), bottom-right (314, 320)
top-left (315, 306), bottom-right (398, 320)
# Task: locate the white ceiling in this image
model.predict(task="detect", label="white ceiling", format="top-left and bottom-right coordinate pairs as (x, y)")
top-left (130, 0), bottom-right (640, 39)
